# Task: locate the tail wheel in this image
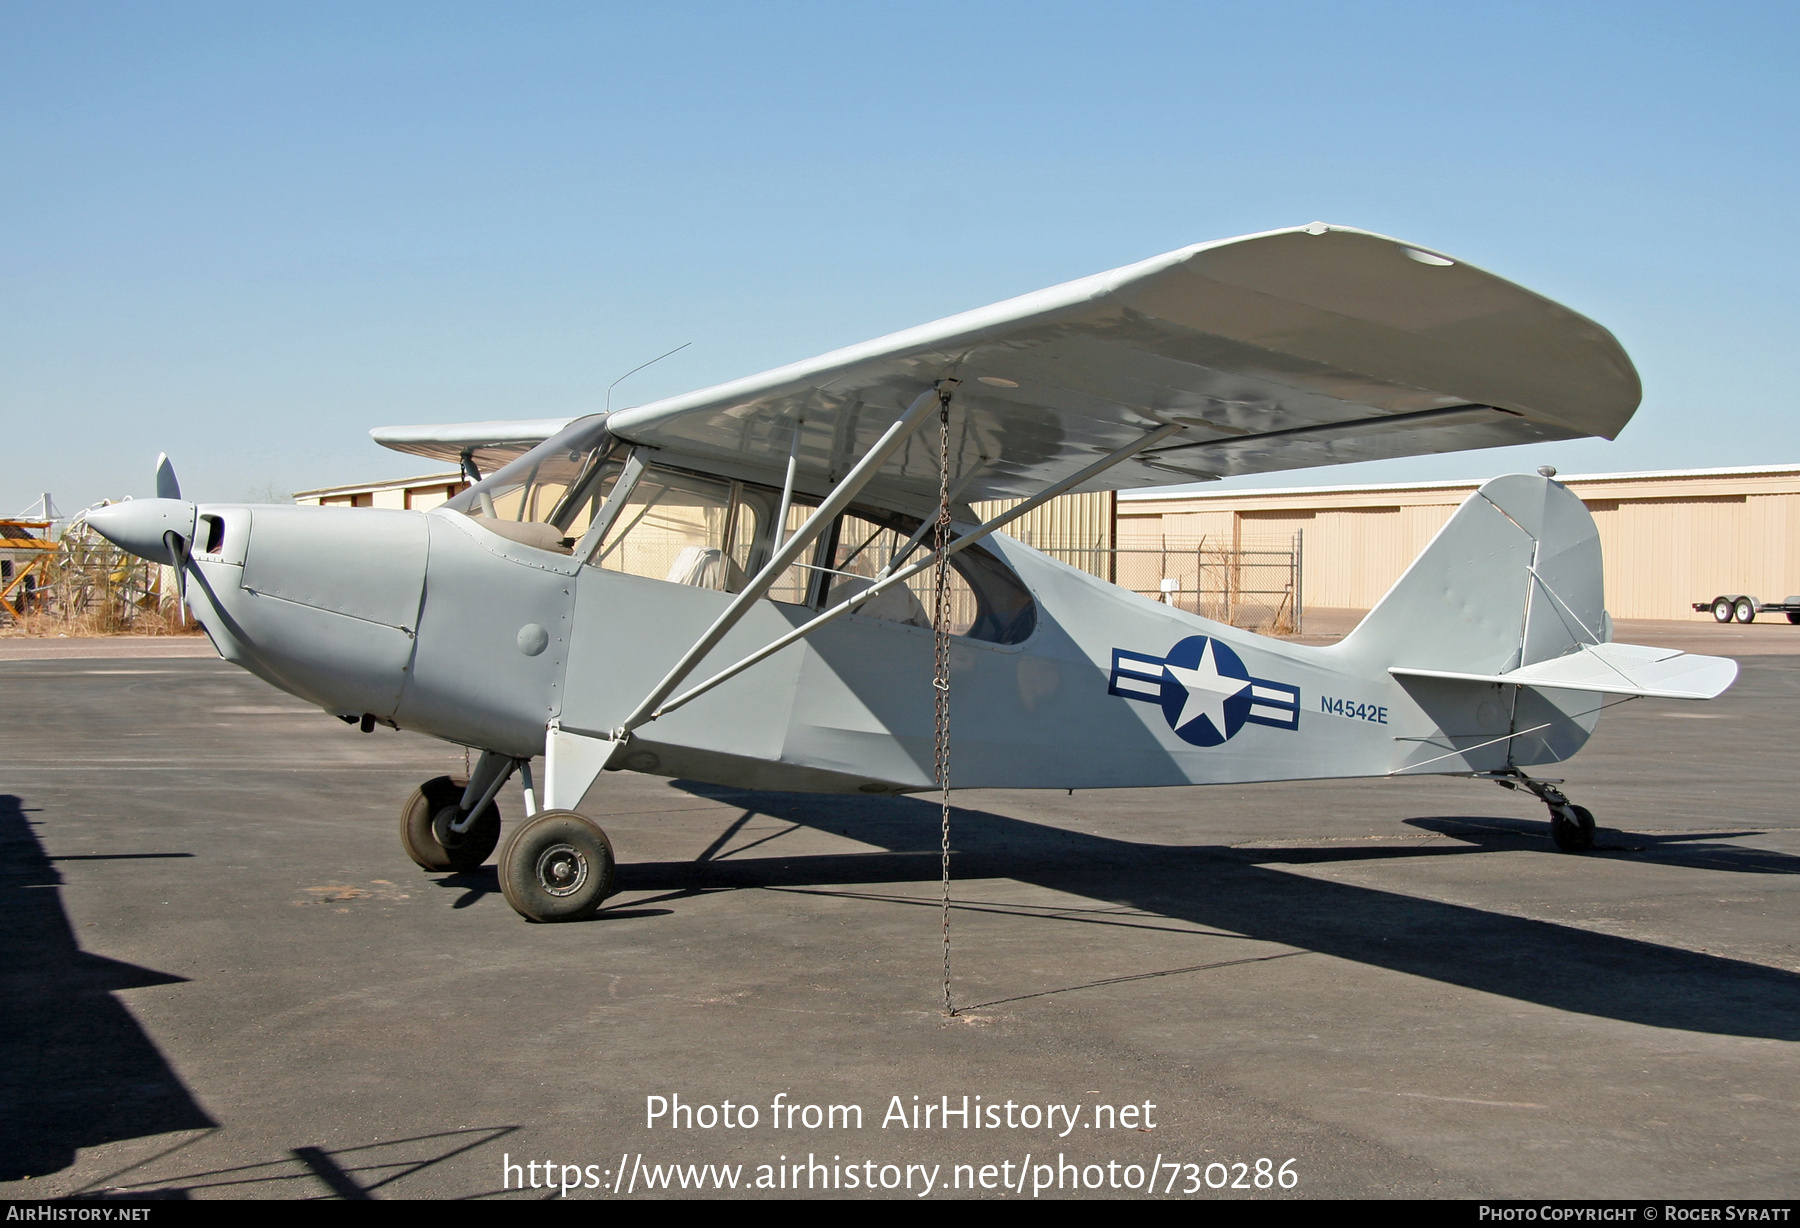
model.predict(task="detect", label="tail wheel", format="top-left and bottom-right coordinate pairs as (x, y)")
top-left (401, 775), bottom-right (501, 872)
top-left (1712, 598), bottom-right (1734, 623)
top-left (499, 810), bottom-right (616, 922)
top-left (1550, 804), bottom-right (1596, 853)
top-left (1735, 598), bottom-right (1757, 623)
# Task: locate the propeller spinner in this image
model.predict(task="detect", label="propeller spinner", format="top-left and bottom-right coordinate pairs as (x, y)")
top-left (84, 455), bottom-right (198, 607)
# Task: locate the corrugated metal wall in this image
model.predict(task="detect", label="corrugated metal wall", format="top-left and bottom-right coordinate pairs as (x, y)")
top-left (1588, 495), bottom-right (1800, 618)
top-left (1299, 504), bottom-right (1460, 609)
top-left (971, 491), bottom-right (1115, 579)
top-left (1119, 502), bottom-right (1462, 610)
top-left (1118, 471), bottom-right (1800, 620)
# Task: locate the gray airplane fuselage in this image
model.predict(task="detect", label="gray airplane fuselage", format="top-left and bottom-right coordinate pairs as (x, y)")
top-left (166, 478), bottom-right (1599, 800)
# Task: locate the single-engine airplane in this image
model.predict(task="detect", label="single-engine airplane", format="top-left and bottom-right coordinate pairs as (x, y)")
top-left (87, 223), bottom-right (1737, 923)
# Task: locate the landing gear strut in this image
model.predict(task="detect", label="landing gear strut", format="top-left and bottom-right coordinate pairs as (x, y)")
top-left (1484, 769), bottom-right (1595, 852)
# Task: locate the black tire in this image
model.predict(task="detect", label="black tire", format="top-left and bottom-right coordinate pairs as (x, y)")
top-left (1712, 598), bottom-right (1734, 623)
top-left (401, 775), bottom-right (501, 872)
top-left (1550, 803), bottom-right (1596, 853)
top-left (1735, 597), bottom-right (1756, 624)
top-left (1786, 611), bottom-right (1800, 625)
top-left (401, 776), bottom-right (464, 871)
top-left (499, 810), bottom-right (616, 922)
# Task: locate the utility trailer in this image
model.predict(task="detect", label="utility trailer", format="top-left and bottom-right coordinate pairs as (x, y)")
top-left (1694, 594), bottom-right (1800, 624)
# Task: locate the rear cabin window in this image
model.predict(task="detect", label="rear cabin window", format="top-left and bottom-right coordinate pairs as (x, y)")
top-left (819, 511), bottom-right (1037, 643)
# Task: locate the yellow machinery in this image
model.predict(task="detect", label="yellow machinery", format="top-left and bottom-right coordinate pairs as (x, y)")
top-left (0, 518), bottom-right (56, 619)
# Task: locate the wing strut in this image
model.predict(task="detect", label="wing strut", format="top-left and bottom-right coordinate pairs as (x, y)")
top-left (611, 383), bottom-right (957, 739)
top-left (773, 417), bottom-right (803, 551)
top-left (634, 420), bottom-right (1185, 730)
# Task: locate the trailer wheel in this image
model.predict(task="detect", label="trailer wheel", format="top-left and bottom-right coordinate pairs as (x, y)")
top-left (1713, 598), bottom-right (1734, 622)
top-left (1735, 597), bottom-right (1757, 624)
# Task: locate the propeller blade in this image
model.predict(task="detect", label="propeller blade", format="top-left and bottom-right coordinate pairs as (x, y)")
top-left (162, 529), bottom-right (189, 607)
top-left (155, 453), bottom-right (181, 501)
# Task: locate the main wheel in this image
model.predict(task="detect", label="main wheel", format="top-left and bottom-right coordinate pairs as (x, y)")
top-left (401, 775), bottom-right (502, 872)
top-left (1550, 803), bottom-right (1596, 853)
top-left (499, 810), bottom-right (616, 922)
top-left (1735, 597), bottom-right (1757, 623)
top-left (1712, 598), bottom-right (1734, 622)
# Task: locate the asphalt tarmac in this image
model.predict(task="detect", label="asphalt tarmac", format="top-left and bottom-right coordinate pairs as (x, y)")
top-left (1, 626), bottom-right (1796, 1200)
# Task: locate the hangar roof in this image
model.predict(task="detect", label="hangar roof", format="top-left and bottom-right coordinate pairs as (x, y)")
top-left (1120, 462), bottom-right (1800, 503)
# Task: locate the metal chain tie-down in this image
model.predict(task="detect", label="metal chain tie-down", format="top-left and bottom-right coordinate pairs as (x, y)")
top-left (933, 391), bottom-right (955, 1016)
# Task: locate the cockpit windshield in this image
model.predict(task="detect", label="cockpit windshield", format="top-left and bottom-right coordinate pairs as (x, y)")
top-left (442, 416), bottom-right (622, 553)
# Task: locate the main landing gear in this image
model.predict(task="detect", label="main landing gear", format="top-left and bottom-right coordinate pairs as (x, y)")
top-left (1485, 769), bottom-right (1596, 852)
top-left (400, 751), bottom-right (617, 921)
top-left (498, 810), bottom-right (616, 923)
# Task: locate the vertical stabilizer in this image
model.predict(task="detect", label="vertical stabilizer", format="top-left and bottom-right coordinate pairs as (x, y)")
top-left (1340, 473), bottom-right (1604, 675)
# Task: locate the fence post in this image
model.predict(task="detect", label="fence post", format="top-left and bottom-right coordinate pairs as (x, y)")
top-left (1294, 528), bottom-right (1304, 636)
top-left (1225, 543), bottom-right (1236, 626)
top-left (1107, 490), bottom-right (1118, 586)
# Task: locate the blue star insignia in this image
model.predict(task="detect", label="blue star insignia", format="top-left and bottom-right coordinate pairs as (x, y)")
top-left (1108, 635), bottom-right (1301, 747)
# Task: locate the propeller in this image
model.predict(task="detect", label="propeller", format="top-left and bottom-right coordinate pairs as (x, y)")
top-left (156, 455), bottom-right (189, 605)
top-left (163, 529), bottom-right (190, 604)
top-left (85, 454), bottom-right (197, 610)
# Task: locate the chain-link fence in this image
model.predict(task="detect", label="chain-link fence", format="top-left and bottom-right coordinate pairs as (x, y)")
top-left (1014, 533), bottom-right (1303, 635)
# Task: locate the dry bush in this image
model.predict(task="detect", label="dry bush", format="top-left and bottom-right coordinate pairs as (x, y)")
top-left (2, 604), bottom-right (203, 638)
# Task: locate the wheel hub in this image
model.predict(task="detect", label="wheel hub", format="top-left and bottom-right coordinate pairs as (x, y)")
top-left (535, 843), bottom-right (589, 897)
top-left (432, 806), bottom-right (470, 849)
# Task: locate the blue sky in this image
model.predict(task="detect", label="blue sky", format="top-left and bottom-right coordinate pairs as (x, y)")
top-left (5, 1), bottom-right (1796, 512)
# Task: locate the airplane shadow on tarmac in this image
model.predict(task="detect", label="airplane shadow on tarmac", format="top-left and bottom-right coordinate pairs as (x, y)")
top-left (0, 794), bottom-right (217, 1182)
top-left (1407, 814), bottom-right (1800, 873)
top-left (607, 783), bottom-right (1800, 1043)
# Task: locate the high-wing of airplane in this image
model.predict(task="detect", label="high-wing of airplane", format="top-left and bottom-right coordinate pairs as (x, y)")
top-left (86, 223), bottom-right (1736, 924)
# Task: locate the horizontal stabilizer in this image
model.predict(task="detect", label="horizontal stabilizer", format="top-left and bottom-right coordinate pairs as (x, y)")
top-left (1391, 641), bottom-right (1738, 701)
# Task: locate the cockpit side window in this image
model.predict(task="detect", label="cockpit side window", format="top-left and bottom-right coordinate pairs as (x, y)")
top-left (559, 454), bottom-right (1036, 642)
top-left (587, 466), bottom-right (745, 591)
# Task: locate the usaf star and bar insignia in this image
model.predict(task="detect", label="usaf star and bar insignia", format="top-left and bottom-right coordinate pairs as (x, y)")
top-left (1108, 635), bottom-right (1301, 747)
